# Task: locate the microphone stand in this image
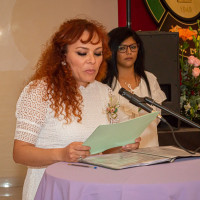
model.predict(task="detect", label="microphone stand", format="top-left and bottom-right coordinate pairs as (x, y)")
top-left (144, 97), bottom-right (200, 129)
top-left (118, 87), bottom-right (200, 153)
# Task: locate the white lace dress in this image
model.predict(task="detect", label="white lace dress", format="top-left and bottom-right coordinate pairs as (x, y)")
top-left (14, 80), bottom-right (110, 200)
top-left (112, 71), bottom-right (166, 148)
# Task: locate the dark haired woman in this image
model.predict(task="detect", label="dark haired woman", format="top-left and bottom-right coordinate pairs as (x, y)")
top-left (102, 27), bottom-right (166, 148)
top-left (13, 20), bottom-right (140, 199)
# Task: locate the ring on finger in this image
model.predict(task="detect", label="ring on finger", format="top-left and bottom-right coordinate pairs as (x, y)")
top-left (78, 155), bottom-right (82, 161)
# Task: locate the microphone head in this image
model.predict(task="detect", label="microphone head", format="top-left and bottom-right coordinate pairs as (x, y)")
top-left (118, 88), bottom-right (133, 100)
top-left (118, 88), bottom-right (126, 95)
top-left (118, 87), bottom-right (153, 113)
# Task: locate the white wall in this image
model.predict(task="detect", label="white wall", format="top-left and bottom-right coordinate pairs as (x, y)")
top-left (0, 0), bottom-right (118, 178)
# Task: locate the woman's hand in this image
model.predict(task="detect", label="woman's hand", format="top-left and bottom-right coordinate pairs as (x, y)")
top-left (61, 142), bottom-right (91, 162)
top-left (13, 140), bottom-right (91, 167)
top-left (103, 137), bottom-right (141, 154)
top-left (120, 137), bottom-right (141, 152)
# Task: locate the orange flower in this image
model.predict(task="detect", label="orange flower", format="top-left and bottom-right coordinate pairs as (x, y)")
top-left (169, 25), bottom-right (197, 41)
top-left (169, 25), bottom-right (181, 32)
top-left (179, 28), bottom-right (197, 41)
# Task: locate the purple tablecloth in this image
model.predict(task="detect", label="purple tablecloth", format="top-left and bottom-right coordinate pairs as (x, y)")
top-left (35, 158), bottom-right (200, 200)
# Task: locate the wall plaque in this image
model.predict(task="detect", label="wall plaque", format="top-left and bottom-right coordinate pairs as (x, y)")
top-left (144, 0), bottom-right (200, 30)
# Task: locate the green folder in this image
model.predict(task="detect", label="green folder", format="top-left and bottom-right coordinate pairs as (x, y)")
top-left (83, 112), bottom-right (159, 154)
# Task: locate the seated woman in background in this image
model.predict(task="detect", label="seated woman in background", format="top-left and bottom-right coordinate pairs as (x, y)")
top-left (13, 19), bottom-right (140, 200)
top-left (102, 27), bottom-right (166, 148)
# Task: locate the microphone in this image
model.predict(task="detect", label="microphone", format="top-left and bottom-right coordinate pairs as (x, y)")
top-left (119, 88), bottom-right (152, 113)
top-left (118, 88), bottom-right (166, 122)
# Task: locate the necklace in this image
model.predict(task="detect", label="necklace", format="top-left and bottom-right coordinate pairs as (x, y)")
top-left (124, 82), bottom-right (134, 94)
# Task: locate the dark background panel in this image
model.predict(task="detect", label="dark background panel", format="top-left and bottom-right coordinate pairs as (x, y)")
top-left (158, 128), bottom-right (200, 151)
top-left (137, 31), bottom-right (180, 129)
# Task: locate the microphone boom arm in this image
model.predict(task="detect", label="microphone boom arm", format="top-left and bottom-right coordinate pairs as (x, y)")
top-left (144, 97), bottom-right (200, 129)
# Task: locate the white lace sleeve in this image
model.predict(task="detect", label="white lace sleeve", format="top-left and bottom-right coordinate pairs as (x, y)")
top-left (14, 81), bottom-right (48, 145)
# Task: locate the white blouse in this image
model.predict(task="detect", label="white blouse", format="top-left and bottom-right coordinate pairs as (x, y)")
top-left (14, 80), bottom-right (110, 200)
top-left (112, 71), bottom-right (166, 148)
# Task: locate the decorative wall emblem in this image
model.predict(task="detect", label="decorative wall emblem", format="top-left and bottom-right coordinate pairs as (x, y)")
top-left (144, 0), bottom-right (200, 30)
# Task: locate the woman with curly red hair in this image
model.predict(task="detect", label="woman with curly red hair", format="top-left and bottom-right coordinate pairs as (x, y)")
top-left (13, 18), bottom-right (140, 199)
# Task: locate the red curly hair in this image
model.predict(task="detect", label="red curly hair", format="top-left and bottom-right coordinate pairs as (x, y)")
top-left (30, 18), bottom-right (111, 123)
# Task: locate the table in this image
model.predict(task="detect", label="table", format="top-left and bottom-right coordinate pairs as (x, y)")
top-left (35, 158), bottom-right (200, 200)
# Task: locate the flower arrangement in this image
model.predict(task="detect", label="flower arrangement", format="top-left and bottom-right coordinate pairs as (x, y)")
top-left (106, 90), bottom-right (120, 124)
top-left (169, 20), bottom-right (200, 123)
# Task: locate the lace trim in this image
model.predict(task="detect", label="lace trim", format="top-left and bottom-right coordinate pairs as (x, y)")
top-left (14, 131), bottom-right (37, 144)
top-left (16, 121), bottom-right (41, 136)
top-left (17, 119), bottom-right (41, 128)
